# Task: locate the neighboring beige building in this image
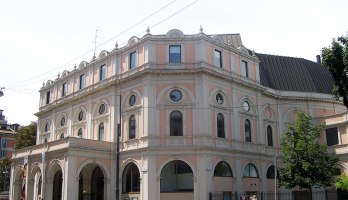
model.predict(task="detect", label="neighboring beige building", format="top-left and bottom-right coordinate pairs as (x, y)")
top-left (9, 28), bottom-right (347, 200)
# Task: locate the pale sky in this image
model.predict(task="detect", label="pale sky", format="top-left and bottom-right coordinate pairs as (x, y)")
top-left (0, 0), bottom-right (347, 125)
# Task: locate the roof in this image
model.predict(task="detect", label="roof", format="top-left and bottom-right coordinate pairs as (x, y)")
top-left (257, 53), bottom-right (334, 94)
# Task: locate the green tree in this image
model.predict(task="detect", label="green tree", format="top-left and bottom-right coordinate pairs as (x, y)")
top-left (336, 174), bottom-right (348, 190)
top-left (0, 157), bottom-right (11, 191)
top-left (279, 112), bottom-right (339, 192)
top-left (322, 35), bottom-right (348, 108)
top-left (15, 122), bottom-right (37, 149)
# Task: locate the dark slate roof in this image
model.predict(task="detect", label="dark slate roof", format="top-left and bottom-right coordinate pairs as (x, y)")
top-left (257, 53), bottom-right (334, 94)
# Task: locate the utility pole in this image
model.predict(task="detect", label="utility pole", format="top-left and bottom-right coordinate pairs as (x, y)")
top-left (116, 95), bottom-right (121, 200)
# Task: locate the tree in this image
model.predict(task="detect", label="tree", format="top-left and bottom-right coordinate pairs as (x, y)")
top-left (0, 157), bottom-right (11, 191)
top-left (15, 122), bottom-right (37, 149)
top-left (279, 111), bottom-right (339, 192)
top-left (322, 35), bottom-right (348, 108)
top-left (336, 174), bottom-right (348, 190)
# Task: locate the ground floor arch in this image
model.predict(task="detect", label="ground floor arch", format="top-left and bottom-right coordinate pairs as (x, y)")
top-left (121, 162), bottom-right (141, 199)
top-left (160, 160), bottom-right (194, 200)
top-left (78, 163), bottom-right (106, 200)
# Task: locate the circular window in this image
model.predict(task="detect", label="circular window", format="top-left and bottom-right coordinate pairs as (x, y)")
top-left (243, 101), bottom-right (250, 112)
top-left (216, 93), bottom-right (223, 105)
top-left (99, 104), bottom-right (105, 115)
top-left (60, 117), bottom-right (65, 126)
top-left (129, 94), bottom-right (136, 107)
top-left (78, 111), bottom-right (83, 121)
top-left (169, 89), bottom-right (182, 102)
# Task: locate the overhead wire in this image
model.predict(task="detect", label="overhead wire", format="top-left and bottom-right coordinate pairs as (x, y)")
top-left (7, 0), bottom-right (182, 88)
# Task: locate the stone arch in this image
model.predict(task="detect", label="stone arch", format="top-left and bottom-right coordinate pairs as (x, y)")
top-left (122, 89), bottom-right (142, 109)
top-left (209, 89), bottom-right (232, 107)
top-left (213, 160), bottom-right (234, 177)
top-left (41, 119), bottom-right (52, 133)
top-left (28, 163), bottom-right (43, 200)
top-left (93, 99), bottom-right (110, 116)
top-left (241, 162), bottom-right (260, 177)
top-left (239, 97), bottom-right (257, 115)
top-left (55, 112), bottom-right (68, 127)
top-left (121, 161), bottom-right (142, 197)
top-left (156, 85), bottom-right (195, 104)
top-left (264, 106), bottom-right (277, 122)
top-left (12, 165), bottom-right (25, 200)
top-left (76, 159), bottom-right (109, 200)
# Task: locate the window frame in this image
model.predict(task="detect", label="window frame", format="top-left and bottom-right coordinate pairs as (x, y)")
top-left (169, 45), bottom-right (181, 63)
top-left (241, 60), bottom-right (248, 77)
top-left (46, 91), bottom-right (50, 105)
top-left (98, 122), bottom-right (104, 141)
top-left (245, 119), bottom-right (251, 142)
top-left (129, 51), bottom-right (136, 69)
top-left (243, 163), bottom-right (259, 178)
top-left (62, 83), bottom-right (67, 97)
top-left (214, 161), bottom-right (233, 177)
top-left (326, 127), bottom-right (340, 146)
top-left (79, 74), bottom-right (85, 89)
top-left (170, 110), bottom-right (183, 136)
top-left (267, 125), bottom-right (273, 146)
top-left (214, 49), bottom-right (223, 68)
top-left (100, 64), bottom-right (106, 81)
top-left (129, 115), bottom-right (136, 140)
top-left (217, 113), bottom-right (225, 138)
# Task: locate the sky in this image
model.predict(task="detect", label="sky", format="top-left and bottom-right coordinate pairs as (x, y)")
top-left (0, 0), bottom-right (347, 126)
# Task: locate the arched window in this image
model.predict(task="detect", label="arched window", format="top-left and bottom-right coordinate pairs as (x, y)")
top-left (243, 163), bottom-right (259, 178)
top-left (60, 133), bottom-right (64, 139)
top-left (214, 161), bottom-right (232, 177)
top-left (217, 113), bottom-right (225, 138)
top-left (77, 128), bottom-right (83, 138)
top-left (129, 115), bottom-right (136, 139)
top-left (44, 123), bottom-right (50, 132)
top-left (266, 165), bottom-right (278, 179)
top-left (160, 160), bottom-right (193, 192)
top-left (44, 138), bottom-right (48, 143)
top-left (170, 111), bottom-right (183, 136)
top-left (122, 163), bottom-right (140, 193)
top-left (267, 125), bottom-right (273, 146)
top-left (98, 122), bottom-right (104, 141)
top-left (245, 119), bottom-right (251, 142)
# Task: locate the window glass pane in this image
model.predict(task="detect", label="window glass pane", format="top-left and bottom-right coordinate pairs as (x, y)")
top-left (99, 104), bottom-right (105, 115)
top-left (46, 91), bottom-right (50, 104)
top-left (245, 119), bottom-right (251, 142)
top-left (80, 74), bottom-right (85, 89)
top-left (267, 125), bottom-right (273, 146)
top-left (170, 111), bottom-right (183, 136)
top-left (130, 51), bottom-right (136, 69)
top-left (214, 50), bottom-right (222, 68)
top-left (100, 65), bottom-right (106, 81)
top-left (169, 45), bottom-right (181, 63)
top-left (326, 127), bottom-right (339, 146)
top-left (62, 83), bottom-right (67, 97)
top-left (78, 128), bottom-right (83, 137)
top-left (99, 123), bottom-right (104, 140)
top-left (250, 165), bottom-right (258, 177)
top-left (129, 115), bottom-right (136, 139)
top-left (214, 161), bottom-right (232, 177)
top-left (241, 61), bottom-right (248, 77)
top-left (217, 113), bottom-right (225, 138)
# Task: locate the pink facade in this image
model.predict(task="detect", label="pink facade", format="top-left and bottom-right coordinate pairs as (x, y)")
top-left (10, 29), bottom-right (348, 200)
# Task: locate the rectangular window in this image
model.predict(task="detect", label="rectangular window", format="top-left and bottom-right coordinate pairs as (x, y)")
top-left (100, 65), bottom-right (106, 81)
top-left (129, 51), bottom-right (136, 69)
top-left (62, 83), bottom-right (67, 97)
top-left (326, 127), bottom-right (339, 146)
top-left (79, 74), bottom-right (85, 89)
top-left (46, 91), bottom-right (50, 104)
top-left (1, 139), bottom-right (7, 148)
top-left (169, 45), bottom-right (181, 63)
top-left (214, 50), bottom-right (222, 68)
top-left (241, 60), bottom-right (248, 77)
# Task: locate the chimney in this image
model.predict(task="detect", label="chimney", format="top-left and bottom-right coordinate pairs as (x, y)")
top-left (316, 55), bottom-right (321, 64)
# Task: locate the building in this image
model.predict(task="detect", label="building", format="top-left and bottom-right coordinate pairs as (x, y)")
top-left (9, 28), bottom-right (347, 200)
top-left (0, 110), bottom-right (19, 159)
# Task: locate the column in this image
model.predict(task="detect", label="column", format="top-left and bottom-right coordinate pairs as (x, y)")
top-left (63, 154), bottom-right (77, 200)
